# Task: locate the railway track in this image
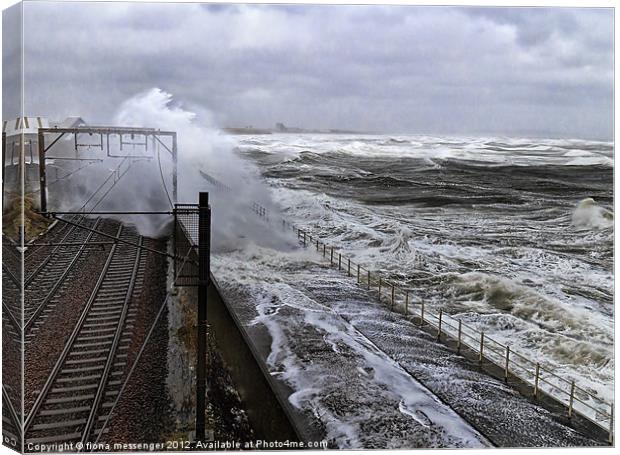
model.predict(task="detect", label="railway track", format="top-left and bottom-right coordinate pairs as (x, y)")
top-left (2, 385), bottom-right (22, 449)
top-left (24, 223), bottom-right (146, 447)
top-left (23, 218), bottom-right (103, 339)
top-left (2, 260), bottom-right (22, 338)
top-left (24, 217), bottom-right (88, 286)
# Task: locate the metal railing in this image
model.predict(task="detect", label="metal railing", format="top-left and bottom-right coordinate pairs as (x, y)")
top-left (250, 207), bottom-right (614, 444)
top-left (194, 169), bottom-right (614, 443)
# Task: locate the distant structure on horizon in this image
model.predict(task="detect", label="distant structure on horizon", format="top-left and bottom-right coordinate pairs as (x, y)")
top-left (224, 122), bottom-right (370, 135)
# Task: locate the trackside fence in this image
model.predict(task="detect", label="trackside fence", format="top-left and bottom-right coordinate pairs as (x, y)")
top-left (201, 170), bottom-right (613, 444)
top-left (257, 209), bottom-right (614, 444)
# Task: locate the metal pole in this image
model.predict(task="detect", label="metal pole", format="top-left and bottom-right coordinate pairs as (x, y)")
top-left (38, 130), bottom-right (47, 213)
top-left (568, 381), bottom-right (575, 418)
top-left (357, 264), bottom-right (360, 283)
top-left (457, 319), bottom-right (462, 353)
top-left (479, 332), bottom-right (485, 365)
top-left (303, 231), bottom-right (306, 246)
top-left (437, 309), bottom-right (443, 341)
top-left (173, 206), bottom-right (178, 279)
top-left (534, 363), bottom-right (540, 399)
top-left (347, 258), bottom-right (351, 276)
top-left (323, 244), bottom-right (326, 257)
top-left (196, 192), bottom-right (210, 441)
top-left (420, 301), bottom-right (425, 325)
top-left (338, 253), bottom-right (342, 270)
top-left (405, 291), bottom-right (409, 317)
top-left (330, 247), bottom-right (334, 265)
top-left (504, 346), bottom-right (510, 382)
top-left (172, 133), bottom-right (178, 203)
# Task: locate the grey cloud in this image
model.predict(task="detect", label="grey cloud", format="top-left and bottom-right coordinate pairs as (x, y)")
top-left (4, 2), bottom-right (614, 140)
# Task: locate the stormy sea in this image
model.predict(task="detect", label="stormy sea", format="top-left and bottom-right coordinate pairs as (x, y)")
top-left (210, 133), bottom-right (613, 447)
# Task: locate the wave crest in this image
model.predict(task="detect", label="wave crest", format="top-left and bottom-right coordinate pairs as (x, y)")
top-left (571, 198), bottom-right (613, 229)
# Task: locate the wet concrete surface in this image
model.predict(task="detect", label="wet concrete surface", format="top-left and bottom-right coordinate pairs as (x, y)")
top-left (213, 251), bottom-right (604, 449)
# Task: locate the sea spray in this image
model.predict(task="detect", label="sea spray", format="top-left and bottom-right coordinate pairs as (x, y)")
top-left (229, 133), bottom-right (614, 405)
top-left (571, 197), bottom-right (613, 229)
top-left (49, 88), bottom-right (293, 246)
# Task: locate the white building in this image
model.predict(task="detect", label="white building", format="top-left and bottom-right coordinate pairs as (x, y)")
top-left (2, 116), bottom-right (86, 201)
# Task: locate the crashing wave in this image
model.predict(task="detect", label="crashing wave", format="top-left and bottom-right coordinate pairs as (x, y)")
top-left (571, 198), bottom-right (613, 229)
top-left (380, 227), bottom-right (413, 256)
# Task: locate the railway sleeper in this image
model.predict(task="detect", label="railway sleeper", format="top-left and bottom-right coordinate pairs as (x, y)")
top-left (73, 337), bottom-right (116, 346)
top-left (72, 340), bottom-right (130, 350)
top-left (56, 371), bottom-right (123, 384)
top-left (61, 360), bottom-right (126, 375)
top-left (87, 309), bottom-right (123, 317)
top-left (80, 326), bottom-right (120, 335)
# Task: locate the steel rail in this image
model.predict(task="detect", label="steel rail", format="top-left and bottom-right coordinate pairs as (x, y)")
top-left (23, 224), bottom-right (123, 433)
top-left (52, 215), bottom-right (197, 264)
top-left (2, 301), bottom-right (22, 334)
top-left (23, 219), bottom-right (102, 333)
top-left (80, 237), bottom-right (143, 445)
top-left (24, 218), bottom-right (85, 287)
top-left (2, 384), bottom-right (22, 441)
top-left (92, 247), bottom-right (194, 445)
top-left (25, 242), bottom-right (116, 247)
top-left (2, 263), bottom-right (22, 332)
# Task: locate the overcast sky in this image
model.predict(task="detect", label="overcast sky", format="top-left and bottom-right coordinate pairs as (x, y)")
top-left (2, 2), bottom-right (614, 139)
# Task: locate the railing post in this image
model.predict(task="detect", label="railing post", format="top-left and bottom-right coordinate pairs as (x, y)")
top-left (316, 239), bottom-right (319, 251)
top-left (323, 244), bottom-right (326, 257)
top-left (479, 331), bottom-right (484, 365)
top-left (405, 291), bottom-right (409, 317)
top-left (303, 231), bottom-right (306, 246)
top-left (357, 264), bottom-right (360, 283)
top-left (391, 284), bottom-right (395, 311)
top-left (457, 319), bottom-right (462, 353)
top-left (437, 309), bottom-right (443, 341)
top-left (367, 270), bottom-right (371, 290)
top-left (534, 363), bottom-right (540, 399)
top-left (347, 258), bottom-right (351, 276)
top-left (420, 300), bottom-right (425, 325)
top-left (568, 381), bottom-right (575, 418)
top-left (330, 247), bottom-right (334, 265)
top-left (504, 346), bottom-right (510, 382)
top-left (338, 253), bottom-right (342, 270)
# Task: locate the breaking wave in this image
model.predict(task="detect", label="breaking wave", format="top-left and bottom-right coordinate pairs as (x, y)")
top-left (571, 198), bottom-right (613, 230)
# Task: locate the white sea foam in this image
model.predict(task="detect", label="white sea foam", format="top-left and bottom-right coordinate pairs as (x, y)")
top-left (214, 247), bottom-right (490, 448)
top-left (243, 136), bottom-right (614, 405)
top-left (571, 198), bottom-right (613, 229)
top-left (236, 133), bottom-right (613, 167)
top-left (215, 132), bottom-right (613, 429)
